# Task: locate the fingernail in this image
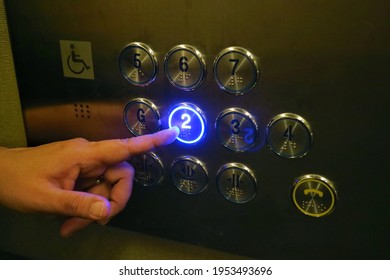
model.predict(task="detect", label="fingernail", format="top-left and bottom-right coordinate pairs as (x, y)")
top-left (171, 126), bottom-right (180, 137)
top-left (90, 201), bottom-right (105, 219)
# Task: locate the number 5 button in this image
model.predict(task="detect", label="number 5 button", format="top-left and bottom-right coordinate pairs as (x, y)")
top-left (216, 108), bottom-right (258, 152)
top-left (168, 103), bottom-right (206, 144)
top-left (214, 47), bottom-right (259, 95)
top-left (164, 45), bottom-right (206, 91)
top-left (119, 42), bottom-right (158, 87)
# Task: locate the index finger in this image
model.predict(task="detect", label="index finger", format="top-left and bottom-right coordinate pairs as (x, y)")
top-left (83, 126), bottom-right (179, 165)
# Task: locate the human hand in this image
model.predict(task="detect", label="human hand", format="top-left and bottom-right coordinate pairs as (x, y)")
top-left (0, 127), bottom-right (179, 237)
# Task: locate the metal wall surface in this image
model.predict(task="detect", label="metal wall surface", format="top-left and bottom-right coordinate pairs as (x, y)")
top-left (5, 0), bottom-right (389, 258)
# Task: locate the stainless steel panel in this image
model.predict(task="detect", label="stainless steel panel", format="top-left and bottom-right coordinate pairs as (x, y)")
top-left (5, 0), bottom-right (389, 258)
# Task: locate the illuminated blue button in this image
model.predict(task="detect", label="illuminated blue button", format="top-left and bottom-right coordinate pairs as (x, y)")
top-left (168, 103), bottom-right (206, 144)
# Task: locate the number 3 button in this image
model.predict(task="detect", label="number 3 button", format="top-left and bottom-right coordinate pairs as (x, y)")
top-left (216, 108), bottom-right (258, 152)
top-left (168, 103), bottom-right (206, 144)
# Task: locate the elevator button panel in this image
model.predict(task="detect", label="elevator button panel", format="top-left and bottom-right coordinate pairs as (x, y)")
top-left (119, 42), bottom-right (158, 86)
top-left (168, 103), bottom-right (206, 144)
top-left (171, 156), bottom-right (208, 195)
top-left (214, 47), bottom-right (260, 95)
top-left (130, 152), bottom-right (164, 187)
top-left (164, 45), bottom-right (206, 91)
top-left (292, 174), bottom-right (338, 217)
top-left (10, 0), bottom-right (390, 259)
top-left (124, 98), bottom-right (161, 136)
top-left (216, 108), bottom-right (258, 152)
top-left (266, 113), bottom-right (313, 158)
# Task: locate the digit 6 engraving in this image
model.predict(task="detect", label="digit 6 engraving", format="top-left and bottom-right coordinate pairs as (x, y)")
top-left (179, 56), bottom-right (189, 72)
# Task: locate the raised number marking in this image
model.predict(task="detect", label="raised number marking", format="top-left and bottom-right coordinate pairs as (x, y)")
top-left (181, 113), bottom-right (192, 129)
top-left (137, 108), bottom-right (145, 122)
top-left (283, 125), bottom-right (294, 141)
top-left (133, 53), bottom-right (141, 69)
top-left (229, 58), bottom-right (239, 75)
top-left (231, 119), bottom-right (240, 134)
top-left (179, 56), bottom-right (189, 72)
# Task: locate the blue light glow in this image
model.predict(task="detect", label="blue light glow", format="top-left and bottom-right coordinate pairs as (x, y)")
top-left (168, 103), bottom-right (206, 144)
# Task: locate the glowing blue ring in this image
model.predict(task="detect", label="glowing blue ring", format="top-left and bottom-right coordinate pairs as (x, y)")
top-left (168, 104), bottom-right (206, 144)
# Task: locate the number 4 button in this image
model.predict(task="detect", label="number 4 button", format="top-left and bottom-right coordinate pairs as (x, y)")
top-left (266, 113), bottom-right (313, 158)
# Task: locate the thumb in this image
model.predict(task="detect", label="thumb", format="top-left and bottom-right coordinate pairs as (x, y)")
top-left (54, 190), bottom-right (111, 220)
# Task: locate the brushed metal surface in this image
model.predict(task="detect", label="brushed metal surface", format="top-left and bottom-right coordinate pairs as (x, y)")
top-left (5, 0), bottom-right (389, 258)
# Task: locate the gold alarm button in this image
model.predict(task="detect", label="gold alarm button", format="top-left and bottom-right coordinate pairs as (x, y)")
top-left (292, 174), bottom-right (338, 217)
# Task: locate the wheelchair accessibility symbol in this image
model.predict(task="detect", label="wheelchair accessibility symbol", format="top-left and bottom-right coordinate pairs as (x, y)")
top-left (60, 40), bottom-right (95, 80)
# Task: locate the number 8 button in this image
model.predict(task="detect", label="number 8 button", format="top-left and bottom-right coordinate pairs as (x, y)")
top-left (216, 108), bottom-right (258, 152)
top-left (214, 47), bottom-right (260, 95)
top-left (164, 45), bottom-right (206, 91)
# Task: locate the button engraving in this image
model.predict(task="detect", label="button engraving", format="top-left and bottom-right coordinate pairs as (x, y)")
top-left (214, 47), bottom-right (259, 95)
top-left (216, 163), bottom-right (257, 203)
top-left (164, 45), bottom-right (206, 91)
top-left (119, 42), bottom-right (158, 86)
top-left (216, 108), bottom-right (258, 152)
top-left (267, 113), bottom-right (313, 158)
top-left (171, 156), bottom-right (208, 195)
top-left (124, 98), bottom-right (161, 136)
top-left (130, 152), bottom-right (164, 187)
top-left (292, 174), bottom-right (338, 217)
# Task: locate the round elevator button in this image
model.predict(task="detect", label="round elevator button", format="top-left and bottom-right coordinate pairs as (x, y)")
top-left (215, 108), bottom-right (258, 152)
top-left (214, 47), bottom-right (259, 95)
top-left (119, 42), bottom-right (158, 86)
top-left (292, 174), bottom-right (338, 217)
top-left (171, 156), bottom-right (208, 195)
top-left (124, 98), bottom-right (161, 136)
top-left (168, 103), bottom-right (206, 144)
top-left (216, 163), bottom-right (257, 203)
top-left (130, 152), bottom-right (164, 187)
top-left (164, 44), bottom-right (206, 91)
top-left (266, 113), bottom-right (313, 158)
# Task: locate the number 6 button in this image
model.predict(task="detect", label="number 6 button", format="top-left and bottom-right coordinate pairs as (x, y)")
top-left (214, 47), bottom-right (259, 95)
top-left (164, 44), bottom-right (206, 91)
top-left (168, 103), bottom-right (206, 144)
top-left (216, 108), bottom-right (258, 152)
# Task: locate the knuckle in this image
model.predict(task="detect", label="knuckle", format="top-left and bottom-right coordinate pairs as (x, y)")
top-left (63, 193), bottom-right (84, 216)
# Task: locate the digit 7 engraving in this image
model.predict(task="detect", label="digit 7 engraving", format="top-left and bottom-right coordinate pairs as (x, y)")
top-left (229, 58), bottom-right (239, 75)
